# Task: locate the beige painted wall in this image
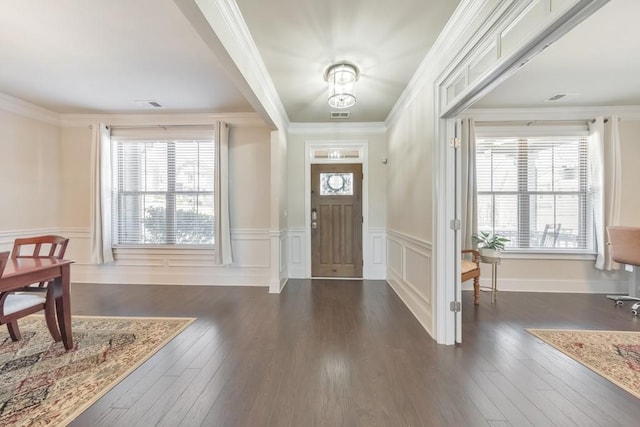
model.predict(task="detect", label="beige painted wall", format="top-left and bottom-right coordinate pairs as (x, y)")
top-left (619, 119), bottom-right (640, 227)
top-left (60, 126), bottom-right (92, 228)
top-left (0, 109), bottom-right (61, 231)
top-left (57, 123), bottom-right (272, 232)
top-left (469, 115), bottom-right (640, 293)
top-left (227, 125), bottom-right (272, 230)
top-left (286, 129), bottom-right (387, 229)
top-left (387, 84), bottom-right (433, 242)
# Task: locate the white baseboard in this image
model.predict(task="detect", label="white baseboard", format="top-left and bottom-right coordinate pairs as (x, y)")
top-left (463, 278), bottom-right (629, 294)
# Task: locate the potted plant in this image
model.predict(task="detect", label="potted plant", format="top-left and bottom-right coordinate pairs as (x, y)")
top-left (472, 231), bottom-right (510, 258)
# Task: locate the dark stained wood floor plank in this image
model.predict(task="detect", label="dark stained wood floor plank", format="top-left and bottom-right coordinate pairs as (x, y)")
top-left (67, 281), bottom-right (640, 427)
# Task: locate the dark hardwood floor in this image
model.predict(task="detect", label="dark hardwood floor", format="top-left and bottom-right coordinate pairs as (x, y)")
top-left (68, 280), bottom-right (640, 427)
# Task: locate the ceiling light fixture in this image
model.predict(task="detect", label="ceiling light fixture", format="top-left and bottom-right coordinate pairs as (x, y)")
top-left (325, 62), bottom-right (359, 109)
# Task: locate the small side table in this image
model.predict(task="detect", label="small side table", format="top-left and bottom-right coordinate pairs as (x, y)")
top-left (480, 255), bottom-right (501, 303)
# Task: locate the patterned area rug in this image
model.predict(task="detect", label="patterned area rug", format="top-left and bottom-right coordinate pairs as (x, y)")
top-left (528, 329), bottom-right (640, 400)
top-left (0, 315), bottom-right (195, 426)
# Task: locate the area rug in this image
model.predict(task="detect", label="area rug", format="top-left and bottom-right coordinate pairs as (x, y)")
top-left (528, 329), bottom-right (640, 400)
top-left (0, 315), bottom-right (195, 426)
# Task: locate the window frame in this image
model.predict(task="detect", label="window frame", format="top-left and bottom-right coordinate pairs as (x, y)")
top-left (475, 126), bottom-right (595, 255)
top-left (110, 130), bottom-right (216, 249)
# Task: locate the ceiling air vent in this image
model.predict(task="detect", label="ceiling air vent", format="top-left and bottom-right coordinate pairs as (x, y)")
top-left (546, 93), bottom-right (567, 101)
top-left (135, 100), bottom-right (165, 109)
top-left (330, 111), bottom-right (350, 119)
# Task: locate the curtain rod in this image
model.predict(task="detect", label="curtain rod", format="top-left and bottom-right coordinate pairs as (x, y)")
top-left (475, 119), bottom-right (588, 127)
top-left (109, 124), bottom-right (215, 130)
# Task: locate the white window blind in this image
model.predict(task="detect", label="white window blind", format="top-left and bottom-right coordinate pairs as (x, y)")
top-left (111, 128), bottom-right (215, 246)
top-left (476, 135), bottom-right (593, 251)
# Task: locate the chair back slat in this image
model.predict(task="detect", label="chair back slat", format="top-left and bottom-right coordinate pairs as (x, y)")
top-left (12, 235), bottom-right (69, 260)
top-left (0, 251), bottom-right (9, 277)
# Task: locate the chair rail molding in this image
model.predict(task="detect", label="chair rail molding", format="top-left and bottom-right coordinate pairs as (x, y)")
top-left (3, 227), bottom-right (272, 287)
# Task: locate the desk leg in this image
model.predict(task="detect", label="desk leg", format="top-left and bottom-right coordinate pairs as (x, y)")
top-left (54, 263), bottom-right (73, 350)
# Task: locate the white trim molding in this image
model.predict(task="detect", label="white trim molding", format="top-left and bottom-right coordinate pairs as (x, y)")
top-left (0, 92), bottom-right (60, 125)
top-left (287, 227), bottom-right (306, 279)
top-left (386, 229), bottom-right (433, 336)
top-left (3, 227), bottom-right (273, 287)
top-left (304, 140), bottom-right (371, 279)
top-left (464, 105), bottom-right (640, 122)
top-left (269, 229), bottom-right (289, 293)
top-left (288, 122), bottom-right (387, 135)
top-left (59, 112), bottom-right (267, 129)
top-left (288, 225), bottom-right (386, 280)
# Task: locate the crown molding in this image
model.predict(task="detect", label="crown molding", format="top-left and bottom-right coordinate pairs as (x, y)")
top-left (464, 105), bottom-right (640, 121)
top-left (59, 112), bottom-right (267, 128)
top-left (0, 93), bottom-right (60, 126)
top-left (288, 122), bottom-right (387, 135)
top-left (186, 0), bottom-right (290, 131)
top-left (386, 0), bottom-right (500, 127)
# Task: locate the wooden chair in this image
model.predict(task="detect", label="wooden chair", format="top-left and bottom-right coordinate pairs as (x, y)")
top-left (462, 249), bottom-right (481, 305)
top-left (0, 250), bottom-right (58, 341)
top-left (0, 235), bottom-right (69, 342)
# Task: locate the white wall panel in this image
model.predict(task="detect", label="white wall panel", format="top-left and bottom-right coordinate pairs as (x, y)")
top-left (404, 245), bottom-right (431, 303)
top-left (387, 229), bottom-right (433, 336)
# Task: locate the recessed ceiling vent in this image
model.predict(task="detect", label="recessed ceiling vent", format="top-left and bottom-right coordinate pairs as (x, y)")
top-left (135, 100), bottom-right (165, 109)
top-left (330, 111), bottom-right (350, 119)
top-left (546, 93), bottom-right (568, 102)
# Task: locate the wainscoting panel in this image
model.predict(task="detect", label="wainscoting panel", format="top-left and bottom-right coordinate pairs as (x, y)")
top-left (386, 229), bottom-right (433, 336)
top-left (366, 228), bottom-right (387, 280)
top-left (269, 229), bottom-right (289, 294)
top-left (287, 228), bottom-right (306, 279)
top-left (404, 245), bottom-right (431, 304)
top-left (288, 227), bottom-right (386, 279)
top-left (8, 227), bottom-right (273, 287)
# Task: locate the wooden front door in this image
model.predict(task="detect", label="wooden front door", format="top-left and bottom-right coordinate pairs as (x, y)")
top-left (311, 163), bottom-right (363, 277)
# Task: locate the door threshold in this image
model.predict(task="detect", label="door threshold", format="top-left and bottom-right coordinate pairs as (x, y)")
top-left (311, 277), bottom-right (363, 280)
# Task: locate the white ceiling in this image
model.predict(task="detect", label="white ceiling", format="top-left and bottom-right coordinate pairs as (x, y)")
top-left (0, 0), bottom-right (252, 114)
top-left (234, 0), bottom-right (461, 122)
top-left (474, 0), bottom-right (640, 109)
top-left (1, 1), bottom-right (637, 122)
top-left (0, 0), bottom-right (459, 122)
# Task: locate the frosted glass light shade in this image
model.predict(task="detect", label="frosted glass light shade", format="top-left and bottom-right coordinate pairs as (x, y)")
top-left (326, 63), bottom-right (359, 109)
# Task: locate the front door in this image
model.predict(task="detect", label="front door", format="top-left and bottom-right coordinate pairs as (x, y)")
top-left (311, 163), bottom-right (363, 277)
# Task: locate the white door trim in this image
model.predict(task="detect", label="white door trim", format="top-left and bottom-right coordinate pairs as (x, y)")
top-left (304, 140), bottom-right (369, 279)
top-left (432, 0), bottom-right (609, 344)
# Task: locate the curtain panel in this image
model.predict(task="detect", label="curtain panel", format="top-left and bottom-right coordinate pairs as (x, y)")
top-left (215, 121), bottom-right (233, 265)
top-left (89, 123), bottom-right (114, 264)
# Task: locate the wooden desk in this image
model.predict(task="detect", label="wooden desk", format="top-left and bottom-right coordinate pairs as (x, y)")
top-left (0, 258), bottom-right (74, 350)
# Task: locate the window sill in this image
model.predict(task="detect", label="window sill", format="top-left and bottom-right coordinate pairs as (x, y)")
top-left (501, 251), bottom-right (596, 261)
top-left (113, 246), bottom-right (215, 256)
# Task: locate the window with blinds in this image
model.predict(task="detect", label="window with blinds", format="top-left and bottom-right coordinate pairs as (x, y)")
top-left (476, 135), bottom-right (593, 251)
top-left (111, 133), bottom-right (215, 246)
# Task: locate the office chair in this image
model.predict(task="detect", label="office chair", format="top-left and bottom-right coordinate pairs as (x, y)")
top-left (605, 226), bottom-right (640, 315)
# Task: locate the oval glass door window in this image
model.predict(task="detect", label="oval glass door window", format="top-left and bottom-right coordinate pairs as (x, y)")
top-left (320, 173), bottom-right (353, 195)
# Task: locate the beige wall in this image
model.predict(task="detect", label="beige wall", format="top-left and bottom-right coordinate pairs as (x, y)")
top-left (467, 114), bottom-right (640, 294)
top-left (59, 126), bottom-right (92, 228)
top-left (619, 119), bottom-right (640, 227)
top-left (286, 129), bottom-right (387, 229)
top-left (0, 109), bottom-right (61, 232)
top-left (57, 123), bottom-right (272, 232)
top-left (387, 84), bottom-right (433, 242)
top-left (227, 125), bottom-right (272, 229)
top-left (385, 79), bottom-right (435, 335)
